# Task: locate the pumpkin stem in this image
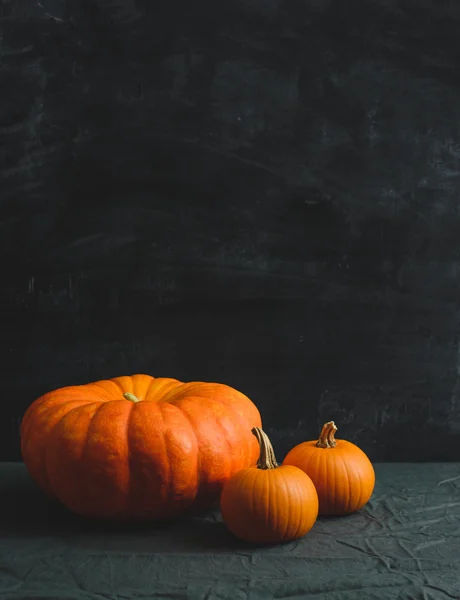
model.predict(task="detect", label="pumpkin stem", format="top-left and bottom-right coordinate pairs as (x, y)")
top-left (251, 427), bottom-right (279, 469)
top-left (123, 392), bottom-right (140, 403)
top-left (316, 421), bottom-right (338, 448)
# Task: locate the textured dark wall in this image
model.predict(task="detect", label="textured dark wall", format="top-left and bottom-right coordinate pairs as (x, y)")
top-left (1, 0), bottom-right (460, 461)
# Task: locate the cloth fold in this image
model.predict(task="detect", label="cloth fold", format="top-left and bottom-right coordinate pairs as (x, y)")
top-left (1, 462), bottom-right (459, 599)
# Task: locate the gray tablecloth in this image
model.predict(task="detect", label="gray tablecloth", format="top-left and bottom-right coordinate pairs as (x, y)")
top-left (0, 462), bottom-right (459, 599)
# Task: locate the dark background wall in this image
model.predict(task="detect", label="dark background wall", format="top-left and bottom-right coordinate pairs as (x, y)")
top-left (1, 0), bottom-right (459, 462)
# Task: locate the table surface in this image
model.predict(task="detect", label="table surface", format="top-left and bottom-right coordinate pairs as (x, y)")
top-left (1, 462), bottom-right (459, 600)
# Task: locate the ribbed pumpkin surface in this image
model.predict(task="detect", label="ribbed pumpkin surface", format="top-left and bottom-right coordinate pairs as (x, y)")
top-left (283, 422), bottom-right (375, 516)
top-left (21, 374), bottom-right (261, 520)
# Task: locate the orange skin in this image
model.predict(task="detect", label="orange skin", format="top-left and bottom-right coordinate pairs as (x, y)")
top-left (20, 374), bottom-right (262, 520)
top-left (220, 464), bottom-right (319, 545)
top-left (283, 422), bottom-right (375, 516)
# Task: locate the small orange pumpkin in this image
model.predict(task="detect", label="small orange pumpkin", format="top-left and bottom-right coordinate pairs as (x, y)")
top-left (220, 427), bottom-right (319, 544)
top-left (20, 374), bottom-right (262, 520)
top-left (283, 421), bottom-right (375, 516)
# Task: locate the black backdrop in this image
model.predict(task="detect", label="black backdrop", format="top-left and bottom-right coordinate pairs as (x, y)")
top-left (1, 0), bottom-right (459, 462)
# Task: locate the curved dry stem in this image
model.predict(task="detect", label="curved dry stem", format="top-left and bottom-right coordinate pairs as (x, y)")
top-left (251, 426), bottom-right (279, 469)
top-left (123, 392), bottom-right (140, 403)
top-left (316, 421), bottom-right (338, 448)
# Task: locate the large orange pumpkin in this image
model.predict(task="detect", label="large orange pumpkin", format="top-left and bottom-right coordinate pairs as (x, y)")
top-left (220, 427), bottom-right (319, 544)
top-left (20, 374), bottom-right (262, 520)
top-left (282, 421), bottom-right (375, 516)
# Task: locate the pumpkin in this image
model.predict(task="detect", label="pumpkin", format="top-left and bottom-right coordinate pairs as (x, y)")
top-left (282, 421), bottom-right (375, 515)
top-left (20, 374), bottom-right (262, 520)
top-left (220, 427), bottom-right (319, 544)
